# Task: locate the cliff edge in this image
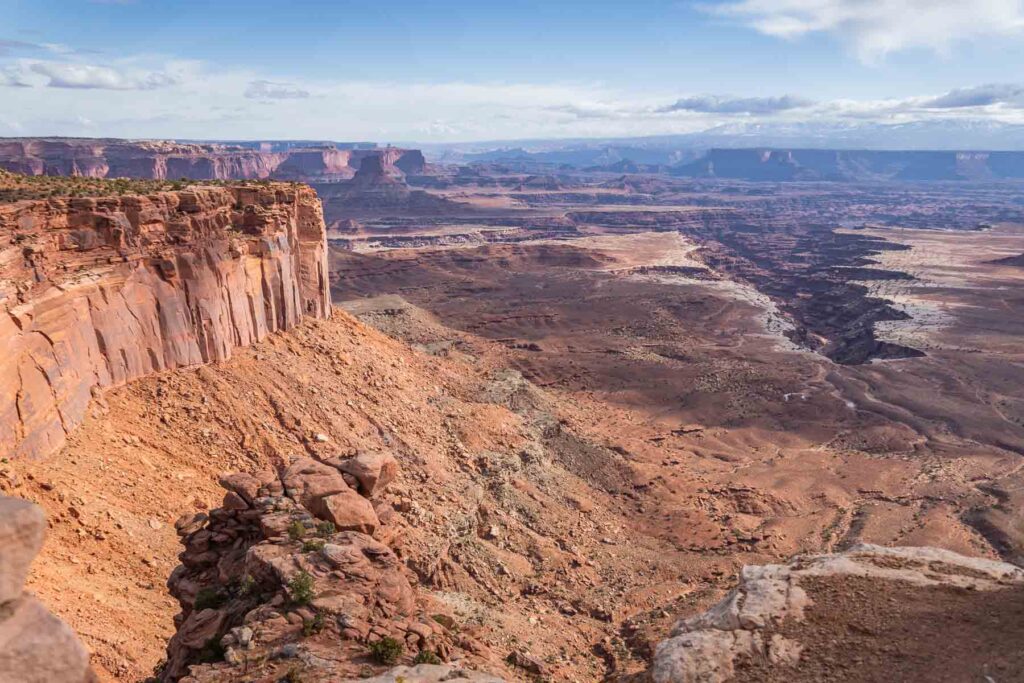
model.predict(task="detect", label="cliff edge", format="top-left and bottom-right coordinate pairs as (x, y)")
top-left (0, 179), bottom-right (331, 460)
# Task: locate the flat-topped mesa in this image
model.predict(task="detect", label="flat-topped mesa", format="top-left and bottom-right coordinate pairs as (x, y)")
top-left (0, 138), bottom-right (428, 183)
top-left (0, 182), bottom-right (331, 460)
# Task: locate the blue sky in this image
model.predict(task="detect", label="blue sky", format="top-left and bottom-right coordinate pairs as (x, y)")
top-left (3, 0), bottom-right (1024, 141)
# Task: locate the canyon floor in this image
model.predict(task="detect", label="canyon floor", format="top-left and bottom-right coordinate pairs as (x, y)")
top-left (6, 168), bottom-right (1024, 681)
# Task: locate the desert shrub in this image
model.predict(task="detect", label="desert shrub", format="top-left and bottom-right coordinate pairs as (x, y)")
top-left (302, 538), bottom-right (325, 553)
top-left (237, 574), bottom-right (256, 596)
top-left (413, 649), bottom-right (441, 665)
top-left (368, 637), bottom-right (403, 665)
top-left (315, 521), bottom-right (336, 537)
top-left (288, 571), bottom-right (316, 606)
top-left (288, 520), bottom-right (306, 541)
top-left (193, 587), bottom-right (227, 611)
top-left (196, 637), bottom-right (225, 663)
top-left (302, 611), bottom-right (325, 637)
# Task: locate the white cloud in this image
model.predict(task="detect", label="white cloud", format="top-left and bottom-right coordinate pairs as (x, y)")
top-left (658, 94), bottom-right (812, 114)
top-left (0, 65), bottom-right (31, 87)
top-left (245, 79), bottom-right (310, 100)
top-left (922, 83), bottom-right (1024, 108)
top-left (27, 61), bottom-right (178, 90)
top-left (709, 0), bottom-right (1024, 63)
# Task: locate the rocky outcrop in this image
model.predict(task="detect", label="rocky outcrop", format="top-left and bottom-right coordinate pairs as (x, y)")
top-left (651, 544), bottom-right (1024, 682)
top-left (162, 452), bottom-right (503, 682)
top-left (0, 183), bottom-right (331, 460)
top-left (0, 139), bottom-right (427, 183)
top-left (0, 496), bottom-right (94, 683)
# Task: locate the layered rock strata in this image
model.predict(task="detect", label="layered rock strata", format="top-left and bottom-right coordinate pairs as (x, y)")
top-left (651, 544), bottom-right (1024, 682)
top-left (162, 451), bottom-right (503, 682)
top-left (0, 139), bottom-right (426, 183)
top-left (0, 183), bottom-right (331, 460)
top-left (0, 496), bottom-right (94, 682)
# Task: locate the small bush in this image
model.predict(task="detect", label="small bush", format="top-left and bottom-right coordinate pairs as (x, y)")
top-left (237, 574), bottom-right (256, 596)
top-left (302, 611), bottom-right (325, 637)
top-left (302, 538), bottom-right (326, 553)
top-left (288, 520), bottom-right (306, 541)
top-left (288, 571), bottom-right (316, 606)
top-left (193, 587), bottom-right (227, 611)
top-left (196, 637), bottom-right (225, 663)
top-left (368, 637), bottom-right (403, 665)
top-left (413, 649), bottom-right (441, 665)
top-left (316, 521), bottom-right (336, 537)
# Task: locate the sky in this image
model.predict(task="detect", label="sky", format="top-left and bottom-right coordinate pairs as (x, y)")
top-left (3, 0), bottom-right (1024, 142)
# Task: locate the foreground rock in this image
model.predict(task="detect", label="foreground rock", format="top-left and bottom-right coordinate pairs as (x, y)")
top-left (162, 452), bottom-right (504, 682)
top-left (0, 497), bottom-right (94, 683)
top-left (651, 544), bottom-right (1024, 682)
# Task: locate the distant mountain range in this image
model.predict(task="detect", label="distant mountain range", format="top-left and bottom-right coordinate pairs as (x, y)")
top-left (419, 119), bottom-right (1024, 178)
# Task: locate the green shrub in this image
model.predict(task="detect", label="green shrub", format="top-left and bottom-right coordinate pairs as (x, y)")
top-left (288, 520), bottom-right (306, 541)
top-left (368, 637), bottom-right (403, 665)
top-left (288, 571), bottom-right (316, 606)
top-left (193, 587), bottom-right (227, 611)
top-left (315, 521), bottom-right (336, 537)
top-left (413, 649), bottom-right (441, 665)
top-left (196, 637), bottom-right (225, 663)
top-left (302, 611), bottom-right (325, 637)
top-left (302, 538), bottom-right (325, 553)
top-left (237, 574), bottom-right (256, 596)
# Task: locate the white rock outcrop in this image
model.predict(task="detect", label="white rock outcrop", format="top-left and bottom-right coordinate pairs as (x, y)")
top-left (651, 544), bottom-right (1024, 683)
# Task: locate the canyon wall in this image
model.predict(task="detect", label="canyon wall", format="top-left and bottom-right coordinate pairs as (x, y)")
top-left (0, 139), bottom-right (426, 183)
top-left (0, 183), bottom-right (331, 460)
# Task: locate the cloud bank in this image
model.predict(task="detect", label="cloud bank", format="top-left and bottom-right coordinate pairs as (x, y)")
top-left (245, 80), bottom-right (311, 100)
top-left (709, 0), bottom-right (1024, 63)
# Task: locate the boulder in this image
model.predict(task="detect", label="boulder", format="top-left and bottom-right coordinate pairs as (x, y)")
top-left (0, 497), bottom-right (45, 604)
top-left (217, 472), bottom-right (261, 504)
top-left (0, 597), bottom-right (93, 683)
top-left (332, 450), bottom-right (399, 498)
top-left (319, 488), bottom-right (380, 533)
top-left (281, 457), bottom-right (349, 511)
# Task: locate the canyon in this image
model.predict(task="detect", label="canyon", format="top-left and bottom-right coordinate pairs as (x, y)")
top-left (1, 142), bottom-right (1024, 683)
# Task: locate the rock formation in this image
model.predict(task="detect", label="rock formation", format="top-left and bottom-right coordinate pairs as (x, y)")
top-left (651, 544), bottom-right (1024, 682)
top-left (161, 451), bottom-right (504, 682)
top-left (0, 496), bottom-right (95, 682)
top-left (0, 182), bottom-right (331, 460)
top-left (0, 139), bottom-right (427, 183)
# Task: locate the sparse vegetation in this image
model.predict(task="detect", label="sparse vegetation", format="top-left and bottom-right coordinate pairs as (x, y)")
top-left (301, 611), bottom-right (325, 637)
top-left (368, 637), bottom-right (403, 665)
top-left (193, 587), bottom-right (227, 611)
top-left (288, 520), bottom-right (307, 541)
top-left (0, 168), bottom-right (301, 203)
top-left (315, 521), bottom-right (336, 537)
top-left (237, 574), bottom-right (256, 596)
top-left (302, 538), bottom-right (325, 553)
top-left (413, 649), bottom-right (441, 665)
top-left (196, 637), bottom-right (225, 664)
top-left (287, 571), bottom-right (316, 606)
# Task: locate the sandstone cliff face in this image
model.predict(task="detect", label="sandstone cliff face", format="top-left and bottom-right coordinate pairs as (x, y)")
top-left (0, 139), bottom-right (427, 183)
top-left (0, 184), bottom-right (330, 460)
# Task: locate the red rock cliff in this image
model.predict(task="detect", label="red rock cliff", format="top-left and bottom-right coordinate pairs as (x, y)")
top-left (0, 183), bottom-right (331, 460)
top-left (0, 139), bottom-right (428, 183)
